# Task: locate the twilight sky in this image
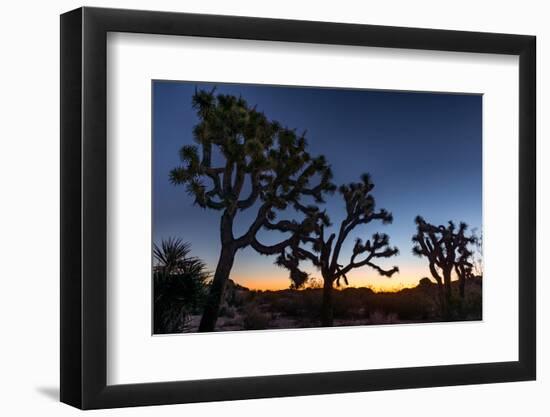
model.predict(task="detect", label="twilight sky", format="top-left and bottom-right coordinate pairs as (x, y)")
top-left (153, 81), bottom-right (482, 291)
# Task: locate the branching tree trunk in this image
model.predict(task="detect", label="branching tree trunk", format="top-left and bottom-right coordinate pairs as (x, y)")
top-left (412, 217), bottom-right (475, 319)
top-left (274, 174), bottom-right (399, 327)
top-left (321, 278), bottom-right (334, 326)
top-left (170, 90), bottom-right (335, 331)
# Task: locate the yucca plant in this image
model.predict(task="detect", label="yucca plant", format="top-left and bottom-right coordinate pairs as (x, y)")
top-left (153, 237), bottom-right (194, 274)
top-left (153, 238), bottom-right (210, 334)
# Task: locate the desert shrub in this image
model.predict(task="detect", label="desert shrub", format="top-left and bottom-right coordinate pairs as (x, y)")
top-left (462, 295), bottom-right (482, 320)
top-left (305, 277), bottom-right (323, 289)
top-left (230, 290), bottom-right (249, 307)
top-left (154, 300), bottom-right (192, 334)
top-left (332, 292), bottom-right (360, 319)
top-left (300, 289), bottom-right (322, 318)
top-left (337, 288), bottom-right (375, 319)
top-left (418, 277), bottom-right (433, 288)
top-left (271, 296), bottom-right (302, 316)
top-left (243, 306), bottom-right (270, 330)
top-left (221, 318), bottom-right (241, 328)
top-left (154, 270), bottom-right (210, 333)
top-left (368, 310), bottom-right (400, 325)
top-left (389, 293), bottom-right (432, 320)
top-left (457, 281), bottom-right (483, 320)
top-left (224, 279), bottom-right (251, 308)
top-left (219, 305), bottom-right (236, 318)
top-left (338, 288), bottom-right (435, 322)
top-left (222, 278), bottom-right (481, 330)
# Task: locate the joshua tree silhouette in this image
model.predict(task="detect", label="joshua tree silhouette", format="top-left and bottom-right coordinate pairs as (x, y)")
top-left (454, 227), bottom-right (476, 299)
top-left (170, 89), bottom-right (335, 331)
top-left (412, 216), bottom-right (476, 318)
top-left (275, 174), bottom-right (399, 326)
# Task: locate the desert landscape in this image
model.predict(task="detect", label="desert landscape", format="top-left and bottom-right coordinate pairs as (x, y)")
top-left (152, 82), bottom-right (483, 334)
top-left (184, 278), bottom-right (482, 332)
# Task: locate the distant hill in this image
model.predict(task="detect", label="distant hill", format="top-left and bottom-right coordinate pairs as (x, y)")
top-left (226, 279), bottom-right (250, 292)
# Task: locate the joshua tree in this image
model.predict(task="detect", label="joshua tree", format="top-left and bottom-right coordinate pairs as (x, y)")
top-left (412, 216), bottom-right (475, 318)
top-left (454, 227), bottom-right (476, 299)
top-left (170, 89), bottom-right (335, 331)
top-left (153, 238), bottom-right (210, 333)
top-left (275, 174), bottom-right (399, 326)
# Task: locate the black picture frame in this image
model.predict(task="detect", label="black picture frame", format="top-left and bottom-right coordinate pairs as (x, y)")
top-left (60, 6), bottom-right (536, 410)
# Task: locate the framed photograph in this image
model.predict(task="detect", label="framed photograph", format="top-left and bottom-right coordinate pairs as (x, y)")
top-left (60, 6), bottom-right (536, 409)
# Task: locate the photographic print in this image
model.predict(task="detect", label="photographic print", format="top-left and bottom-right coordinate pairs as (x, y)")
top-left (60, 9), bottom-right (536, 408)
top-left (152, 81), bottom-right (482, 334)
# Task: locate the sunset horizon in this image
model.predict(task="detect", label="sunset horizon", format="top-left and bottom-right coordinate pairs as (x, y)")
top-left (193, 260), bottom-right (464, 292)
top-left (152, 80), bottom-right (482, 333)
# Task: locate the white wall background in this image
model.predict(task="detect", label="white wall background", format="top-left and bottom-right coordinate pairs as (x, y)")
top-left (0, 0), bottom-right (546, 415)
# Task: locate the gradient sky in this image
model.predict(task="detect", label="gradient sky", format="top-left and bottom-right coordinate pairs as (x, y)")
top-left (153, 81), bottom-right (482, 291)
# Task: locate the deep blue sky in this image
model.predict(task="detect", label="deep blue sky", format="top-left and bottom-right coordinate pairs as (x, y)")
top-left (153, 81), bottom-right (482, 290)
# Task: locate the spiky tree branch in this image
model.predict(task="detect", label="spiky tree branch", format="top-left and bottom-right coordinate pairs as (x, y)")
top-left (273, 174), bottom-right (399, 326)
top-left (170, 89), bottom-right (335, 331)
top-left (454, 222), bottom-right (476, 298)
top-left (412, 216), bottom-right (476, 318)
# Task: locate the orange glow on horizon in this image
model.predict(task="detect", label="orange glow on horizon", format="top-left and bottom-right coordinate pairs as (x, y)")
top-left (235, 279), bottom-right (419, 293)
top-left (232, 264), bottom-right (436, 293)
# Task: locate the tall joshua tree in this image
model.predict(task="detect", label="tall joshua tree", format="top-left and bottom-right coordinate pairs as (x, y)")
top-left (412, 216), bottom-right (475, 318)
top-left (170, 89), bottom-right (335, 332)
top-left (276, 174), bottom-right (399, 326)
